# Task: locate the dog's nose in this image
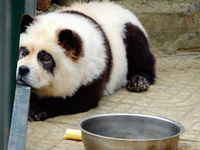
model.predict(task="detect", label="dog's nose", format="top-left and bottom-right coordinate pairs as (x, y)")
top-left (18, 66), bottom-right (29, 76)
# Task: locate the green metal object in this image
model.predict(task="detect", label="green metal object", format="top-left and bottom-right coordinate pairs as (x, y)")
top-left (0, 0), bottom-right (12, 149)
top-left (0, 0), bottom-right (25, 149)
top-left (10, 0), bottom-right (25, 114)
top-left (25, 0), bottom-right (36, 15)
top-left (8, 84), bottom-right (31, 150)
top-left (7, 0), bottom-right (36, 149)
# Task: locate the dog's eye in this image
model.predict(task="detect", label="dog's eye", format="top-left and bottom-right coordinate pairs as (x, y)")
top-left (37, 50), bottom-right (55, 73)
top-left (38, 51), bottom-right (52, 62)
top-left (19, 47), bottom-right (29, 59)
top-left (41, 55), bottom-right (51, 62)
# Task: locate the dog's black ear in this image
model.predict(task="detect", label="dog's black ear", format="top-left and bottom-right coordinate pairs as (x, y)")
top-left (58, 29), bottom-right (83, 61)
top-left (21, 14), bottom-right (35, 33)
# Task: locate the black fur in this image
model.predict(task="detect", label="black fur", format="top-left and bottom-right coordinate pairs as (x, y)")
top-left (29, 72), bottom-right (107, 121)
top-left (19, 47), bottom-right (30, 59)
top-left (58, 29), bottom-right (83, 60)
top-left (123, 23), bottom-right (155, 91)
top-left (21, 14), bottom-right (34, 33)
top-left (37, 50), bottom-right (56, 74)
top-left (58, 29), bottom-right (82, 56)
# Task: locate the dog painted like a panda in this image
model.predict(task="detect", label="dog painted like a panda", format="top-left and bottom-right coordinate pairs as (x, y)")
top-left (16, 2), bottom-right (155, 121)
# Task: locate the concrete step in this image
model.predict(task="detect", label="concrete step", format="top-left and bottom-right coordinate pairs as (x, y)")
top-left (47, 0), bottom-right (200, 55)
top-left (115, 0), bottom-right (200, 14)
top-left (115, 0), bottom-right (200, 55)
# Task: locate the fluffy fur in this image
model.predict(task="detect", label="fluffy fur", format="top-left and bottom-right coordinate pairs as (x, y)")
top-left (16, 2), bottom-right (155, 121)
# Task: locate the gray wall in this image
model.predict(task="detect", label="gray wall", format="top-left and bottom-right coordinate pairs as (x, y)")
top-left (49, 0), bottom-right (200, 55)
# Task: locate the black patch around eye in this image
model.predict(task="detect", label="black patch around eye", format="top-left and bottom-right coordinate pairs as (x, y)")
top-left (37, 50), bottom-right (56, 74)
top-left (19, 47), bottom-right (29, 59)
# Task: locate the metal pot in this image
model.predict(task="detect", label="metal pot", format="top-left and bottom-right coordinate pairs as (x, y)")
top-left (78, 114), bottom-right (184, 150)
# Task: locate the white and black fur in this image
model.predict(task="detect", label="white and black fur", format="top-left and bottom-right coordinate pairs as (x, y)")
top-left (16, 2), bottom-right (155, 121)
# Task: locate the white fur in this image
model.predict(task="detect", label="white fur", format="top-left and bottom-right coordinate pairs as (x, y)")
top-left (17, 2), bottom-right (147, 98)
top-left (66, 2), bottom-right (147, 95)
top-left (18, 12), bottom-right (107, 97)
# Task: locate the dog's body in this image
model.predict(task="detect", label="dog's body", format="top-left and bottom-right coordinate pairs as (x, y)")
top-left (16, 2), bottom-right (155, 121)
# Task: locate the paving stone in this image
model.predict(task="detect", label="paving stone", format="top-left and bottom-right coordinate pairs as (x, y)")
top-left (26, 53), bottom-right (200, 150)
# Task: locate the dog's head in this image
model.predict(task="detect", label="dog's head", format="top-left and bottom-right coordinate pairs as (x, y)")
top-left (16, 14), bottom-right (84, 98)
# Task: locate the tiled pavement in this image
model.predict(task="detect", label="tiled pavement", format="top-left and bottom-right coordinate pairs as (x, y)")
top-left (25, 52), bottom-right (200, 150)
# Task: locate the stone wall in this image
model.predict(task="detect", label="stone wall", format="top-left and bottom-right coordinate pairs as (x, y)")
top-left (45, 0), bottom-right (200, 55)
top-left (115, 0), bottom-right (200, 55)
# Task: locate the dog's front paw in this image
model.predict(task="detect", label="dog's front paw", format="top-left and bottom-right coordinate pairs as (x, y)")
top-left (29, 106), bottom-right (48, 121)
top-left (29, 111), bottom-right (48, 121)
top-left (127, 75), bottom-right (150, 92)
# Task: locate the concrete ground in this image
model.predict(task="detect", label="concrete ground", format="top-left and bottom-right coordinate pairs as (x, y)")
top-left (25, 52), bottom-right (200, 150)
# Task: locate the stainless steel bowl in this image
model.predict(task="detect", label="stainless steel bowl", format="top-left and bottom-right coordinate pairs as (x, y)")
top-left (78, 114), bottom-right (184, 150)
